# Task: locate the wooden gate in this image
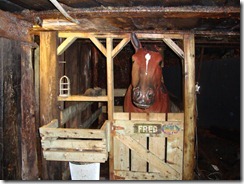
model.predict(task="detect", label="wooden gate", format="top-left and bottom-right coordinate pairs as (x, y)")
top-left (110, 112), bottom-right (184, 180)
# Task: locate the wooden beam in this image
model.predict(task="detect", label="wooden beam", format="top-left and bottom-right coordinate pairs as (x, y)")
top-left (0, 9), bottom-right (32, 43)
top-left (58, 95), bottom-right (108, 102)
top-left (112, 37), bottom-right (130, 58)
top-left (106, 37), bottom-right (114, 121)
top-left (163, 38), bottom-right (184, 59)
top-left (20, 43), bottom-right (39, 180)
top-left (183, 34), bottom-right (196, 180)
top-left (40, 31), bottom-right (61, 180)
top-left (89, 36), bottom-right (107, 57)
top-left (81, 107), bottom-right (102, 128)
top-left (57, 36), bottom-right (77, 55)
top-left (60, 102), bottom-right (92, 126)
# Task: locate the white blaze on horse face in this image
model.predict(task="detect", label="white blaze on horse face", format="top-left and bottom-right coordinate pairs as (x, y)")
top-left (145, 53), bottom-right (151, 75)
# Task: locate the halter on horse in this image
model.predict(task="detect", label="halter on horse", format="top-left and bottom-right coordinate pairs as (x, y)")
top-left (124, 33), bottom-right (180, 113)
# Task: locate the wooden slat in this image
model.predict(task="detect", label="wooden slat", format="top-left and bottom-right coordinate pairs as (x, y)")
top-left (60, 102), bottom-right (92, 125)
top-left (114, 170), bottom-right (165, 180)
top-left (40, 128), bottom-right (105, 139)
top-left (89, 36), bottom-right (107, 57)
top-left (116, 135), bottom-right (180, 179)
top-left (81, 107), bottom-right (102, 128)
top-left (131, 135), bottom-right (147, 172)
top-left (57, 36), bottom-right (77, 55)
top-left (114, 137), bottom-right (130, 171)
top-left (40, 119), bottom-right (59, 129)
top-left (41, 139), bottom-right (106, 150)
top-left (43, 150), bottom-right (107, 163)
top-left (163, 38), bottom-right (184, 59)
top-left (58, 95), bottom-right (108, 102)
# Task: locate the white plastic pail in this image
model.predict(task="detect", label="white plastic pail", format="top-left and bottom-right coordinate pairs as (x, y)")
top-left (69, 162), bottom-right (100, 180)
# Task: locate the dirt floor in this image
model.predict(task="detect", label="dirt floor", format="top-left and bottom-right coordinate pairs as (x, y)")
top-left (100, 127), bottom-right (241, 180)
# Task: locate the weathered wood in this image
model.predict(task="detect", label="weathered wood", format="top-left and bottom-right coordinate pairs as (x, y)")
top-left (115, 135), bottom-right (180, 179)
top-left (112, 37), bottom-right (130, 58)
top-left (163, 38), bottom-right (184, 59)
top-left (20, 43), bottom-right (39, 180)
top-left (183, 34), bottom-right (196, 180)
top-left (102, 88), bottom-right (126, 97)
top-left (60, 102), bottom-right (92, 125)
top-left (57, 36), bottom-right (77, 55)
top-left (40, 31), bottom-right (61, 180)
top-left (114, 170), bottom-right (165, 180)
top-left (0, 38), bottom-right (3, 180)
top-left (43, 150), bottom-right (107, 163)
top-left (42, 139), bottom-right (106, 150)
top-left (40, 128), bottom-right (106, 139)
top-left (0, 9), bottom-right (33, 43)
top-left (89, 36), bottom-right (107, 57)
top-left (81, 107), bottom-right (102, 128)
top-left (1, 38), bottom-right (22, 179)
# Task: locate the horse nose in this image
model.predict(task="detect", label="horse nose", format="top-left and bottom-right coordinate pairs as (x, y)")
top-left (147, 88), bottom-right (155, 100)
top-left (133, 87), bottom-right (141, 101)
top-left (132, 87), bottom-right (155, 108)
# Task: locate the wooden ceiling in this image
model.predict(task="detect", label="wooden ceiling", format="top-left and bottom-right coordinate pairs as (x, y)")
top-left (0, 0), bottom-right (240, 45)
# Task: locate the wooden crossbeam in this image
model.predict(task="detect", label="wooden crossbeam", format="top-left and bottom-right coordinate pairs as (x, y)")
top-left (57, 36), bottom-right (77, 55)
top-left (112, 37), bottom-right (130, 58)
top-left (163, 38), bottom-right (184, 59)
top-left (89, 36), bottom-right (107, 57)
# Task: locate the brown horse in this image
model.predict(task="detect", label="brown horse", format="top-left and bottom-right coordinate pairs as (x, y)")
top-left (124, 33), bottom-right (179, 113)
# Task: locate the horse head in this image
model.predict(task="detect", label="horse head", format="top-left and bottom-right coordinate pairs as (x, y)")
top-left (130, 33), bottom-right (163, 109)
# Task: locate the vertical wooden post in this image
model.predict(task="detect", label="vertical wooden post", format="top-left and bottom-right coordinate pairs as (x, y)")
top-left (106, 38), bottom-right (114, 121)
top-left (106, 37), bottom-right (115, 180)
top-left (40, 31), bottom-right (61, 180)
top-left (20, 43), bottom-right (39, 179)
top-left (183, 34), bottom-right (196, 180)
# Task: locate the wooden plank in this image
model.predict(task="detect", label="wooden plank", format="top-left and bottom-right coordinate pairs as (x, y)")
top-left (43, 150), bottom-right (107, 163)
top-left (114, 120), bottom-right (183, 138)
top-left (116, 135), bottom-right (180, 179)
top-left (60, 102), bottom-right (92, 126)
top-left (40, 31), bottom-right (61, 179)
top-left (114, 170), bottom-right (165, 180)
top-left (114, 137), bottom-right (130, 171)
top-left (131, 135), bottom-right (147, 172)
top-left (20, 43), bottom-right (38, 179)
top-left (112, 37), bottom-right (130, 58)
top-left (41, 139), bottom-right (106, 150)
top-left (81, 107), bottom-right (102, 128)
top-left (114, 112), bottom-right (129, 120)
top-left (40, 128), bottom-right (105, 139)
top-left (58, 95), bottom-right (108, 102)
top-left (1, 38), bottom-right (22, 179)
top-left (163, 38), bottom-right (184, 59)
top-left (89, 36), bottom-right (107, 57)
top-left (57, 36), bottom-right (77, 55)
top-left (183, 34), bottom-right (196, 180)
top-left (149, 113), bottom-right (166, 173)
top-left (40, 119), bottom-right (59, 129)
top-left (0, 9), bottom-right (32, 43)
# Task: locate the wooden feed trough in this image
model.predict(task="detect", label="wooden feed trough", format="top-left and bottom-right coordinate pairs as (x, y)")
top-left (38, 31), bottom-right (195, 180)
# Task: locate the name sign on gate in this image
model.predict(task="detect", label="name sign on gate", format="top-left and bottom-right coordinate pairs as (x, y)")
top-left (134, 124), bottom-right (161, 134)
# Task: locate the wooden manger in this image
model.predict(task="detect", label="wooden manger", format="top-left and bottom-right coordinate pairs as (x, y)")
top-left (39, 119), bottom-right (109, 163)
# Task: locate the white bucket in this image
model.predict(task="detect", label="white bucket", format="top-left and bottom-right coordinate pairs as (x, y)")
top-left (69, 162), bottom-right (100, 180)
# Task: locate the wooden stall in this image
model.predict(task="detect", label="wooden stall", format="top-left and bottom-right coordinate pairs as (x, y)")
top-left (39, 31), bottom-right (195, 180)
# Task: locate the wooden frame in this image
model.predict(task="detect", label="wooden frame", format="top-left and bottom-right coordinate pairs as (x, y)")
top-left (39, 31), bottom-right (195, 180)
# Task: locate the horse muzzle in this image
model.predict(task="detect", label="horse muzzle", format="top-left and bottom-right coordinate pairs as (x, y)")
top-left (132, 87), bottom-right (155, 109)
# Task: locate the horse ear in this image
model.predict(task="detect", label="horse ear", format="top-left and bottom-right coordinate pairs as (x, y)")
top-left (131, 32), bottom-right (142, 51)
